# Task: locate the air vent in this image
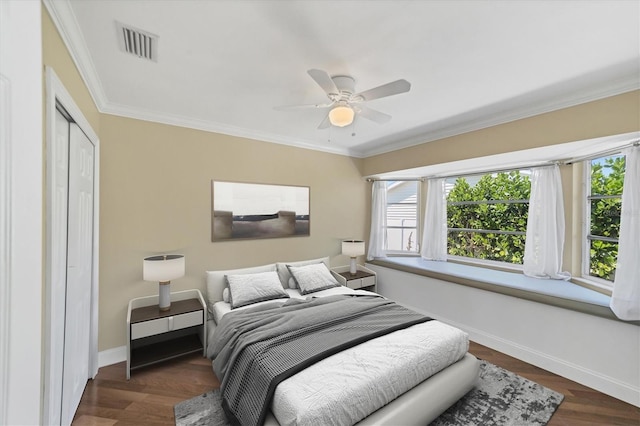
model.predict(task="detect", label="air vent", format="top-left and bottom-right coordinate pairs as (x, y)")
top-left (116, 21), bottom-right (158, 62)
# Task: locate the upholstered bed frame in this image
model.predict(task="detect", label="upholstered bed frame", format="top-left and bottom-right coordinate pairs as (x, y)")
top-left (205, 257), bottom-right (480, 425)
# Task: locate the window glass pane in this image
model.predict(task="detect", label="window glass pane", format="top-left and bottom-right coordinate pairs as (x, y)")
top-left (447, 202), bottom-right (529, 232)
top-left (589, 198), bottom-right (621, 239)
top-left (448, 231), bottom-right (526, 264)
top-left (446, 170), bottom-right (530, 264)
top-left (386, 181), bottom-right (419, 253)
top-left (589, 239), bottom-right (618, 281)
top-left (586, 154), bottom-right (625, 282)
top-left (590, 155), bottom-right (625, 196)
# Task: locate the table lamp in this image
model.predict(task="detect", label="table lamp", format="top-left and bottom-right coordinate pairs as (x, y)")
top-left (342, 240), bottom-right (365, 276)
top-left (143, 254), bottom-right (185, 311)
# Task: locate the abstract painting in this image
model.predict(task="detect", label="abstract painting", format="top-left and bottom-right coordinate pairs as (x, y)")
top-left (212, 181), bottom-right (310, 241)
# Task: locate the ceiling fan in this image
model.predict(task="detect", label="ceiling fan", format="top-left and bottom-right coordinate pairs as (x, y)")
top-left (275, 69), bottom-right (411, 129)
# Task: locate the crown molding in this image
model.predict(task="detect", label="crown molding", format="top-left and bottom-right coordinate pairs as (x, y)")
top-left (99, 102), bottom-right (353, 157)
top-left (42, 0), bottom-right (109, 111)
top-left (358, 73), bottom-right (639, 158)
top-left (88, 74), bottom-right (640, 160)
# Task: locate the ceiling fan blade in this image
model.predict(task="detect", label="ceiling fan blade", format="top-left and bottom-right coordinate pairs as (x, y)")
top-left (354, 79), bottom-right (411, 102)
top-left (274, 103), bottom-right (333, 111)
top-left (308, 69), bottom-right (339, 96)
top-left (317, 114), bottom-right (331, 129)
top-left (358, 105), bottom-right (392, 124)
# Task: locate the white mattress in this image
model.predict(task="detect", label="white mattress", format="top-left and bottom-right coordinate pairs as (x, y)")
top-left (211, 288), bottom-right (468, 426)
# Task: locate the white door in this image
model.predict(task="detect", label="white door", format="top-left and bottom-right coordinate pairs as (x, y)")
top-left (61, 122), bottom-right (94, 425)
top-left (48, 109), bottom-right (71, 422)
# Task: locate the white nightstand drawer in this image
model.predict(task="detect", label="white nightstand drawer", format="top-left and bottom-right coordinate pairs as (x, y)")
top-left (361, 275), bottom-right (376, 288)
top-left (131, 310), bottom-right (203, 340)
top-left (331, 266), bottom-right (377, 292)
top-left (346, 279), bottom-right (361, 289)
top-left (346, 275), bottom-right (376, 289)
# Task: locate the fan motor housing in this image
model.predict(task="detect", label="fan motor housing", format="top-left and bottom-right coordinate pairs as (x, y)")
top-left (331, 75), bottom-right (356, 95)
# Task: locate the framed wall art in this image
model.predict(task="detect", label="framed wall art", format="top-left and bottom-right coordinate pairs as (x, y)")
top-left (211, 181), bottom-right (310, 241)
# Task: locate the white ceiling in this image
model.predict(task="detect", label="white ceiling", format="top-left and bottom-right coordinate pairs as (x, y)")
top-left (45, 0), bottom-right (639, 158)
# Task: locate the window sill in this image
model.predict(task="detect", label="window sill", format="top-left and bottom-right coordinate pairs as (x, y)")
top-left (571, 277), bottom-right (613, 297)
top-left (368, 257), bottom-right (638, 325)
top-left (447, 256), bottom-right (524, 273)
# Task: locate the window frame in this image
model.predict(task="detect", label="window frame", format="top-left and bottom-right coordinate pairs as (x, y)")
top-left (581, 155), bottom-right (623, 288)
top-left (384, 180), bottom-right (421, 256)
top-left (445, 169), bottom-right (531, 268)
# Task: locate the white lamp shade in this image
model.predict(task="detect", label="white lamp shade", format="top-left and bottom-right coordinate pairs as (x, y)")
top-left (143, 254), bottom-right (185, 282)
top-left (329, 105), bottom-right (355, 127)
top-left (342, 240), bottom-right (365, 257)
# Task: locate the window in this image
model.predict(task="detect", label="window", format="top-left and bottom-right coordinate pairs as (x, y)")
top-left (385, 181), bottom-right (419, 254)
top-left (446, 170), bottom-right (531, 264)
top-left (584, 154), bottom-right (625, 283)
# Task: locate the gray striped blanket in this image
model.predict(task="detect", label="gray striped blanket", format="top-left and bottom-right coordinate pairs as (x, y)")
top-left (209, 295), bottom-right (431, 426)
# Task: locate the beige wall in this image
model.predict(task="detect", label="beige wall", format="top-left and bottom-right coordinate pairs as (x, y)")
top-left (99, 115), bottom-right (367, 350)
top-left (363, 90), bottom-right (640, 176)
top-left (43, 9), bottom-right (368, 351)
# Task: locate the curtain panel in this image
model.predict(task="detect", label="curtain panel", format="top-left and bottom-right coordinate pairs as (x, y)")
top-left (421, 178), bottom-right (448, 261)
top-left (523, 165), bottom-right (571, 280)
top-left (610, 145), bottom-right (640, 321)
top-left (367, 181), bottom-right (387, 261)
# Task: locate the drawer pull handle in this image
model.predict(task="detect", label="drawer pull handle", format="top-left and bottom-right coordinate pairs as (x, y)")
top-left (168, 316), bottom-right (174, 331)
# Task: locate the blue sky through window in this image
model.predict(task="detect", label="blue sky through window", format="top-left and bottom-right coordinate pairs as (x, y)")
top-left (592, 155), bottom-right (623, 177)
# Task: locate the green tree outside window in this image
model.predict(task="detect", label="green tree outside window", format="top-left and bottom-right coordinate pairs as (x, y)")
top-left (589, 155), bottom-right (625, 281)
top-left (447, 171), bottom-right (531, 264)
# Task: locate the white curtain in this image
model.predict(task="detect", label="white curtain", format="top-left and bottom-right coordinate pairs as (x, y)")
top-left (523, 165), bottom-right (571, 279)
top-left (611, 145), bottom-right (640, 321)
top-left (367, 181), bottom-right (387, 260)
top-left (421, 178), bottom-right (448, 261)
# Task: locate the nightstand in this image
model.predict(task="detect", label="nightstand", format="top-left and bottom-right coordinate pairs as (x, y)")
top-left (331, 265), bottom-right (377, 292)
top-left (126, 289), bottom-right (206, 379)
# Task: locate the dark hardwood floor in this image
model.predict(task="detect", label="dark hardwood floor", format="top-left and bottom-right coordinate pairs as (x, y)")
top-left (73, 341), bottom-right (640, 425)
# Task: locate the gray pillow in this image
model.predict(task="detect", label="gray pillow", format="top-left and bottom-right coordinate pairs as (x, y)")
top-left (226, 271), bottom-right (289, 309)
top-left (287, 263), bottom-right (340, 295)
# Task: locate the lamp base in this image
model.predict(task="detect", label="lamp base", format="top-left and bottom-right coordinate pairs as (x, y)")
top-left (349, 257), bottom-right (357, 276)
top-left (159, 281), bottom-right (171, 311)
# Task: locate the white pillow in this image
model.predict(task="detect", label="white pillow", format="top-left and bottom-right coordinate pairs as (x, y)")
top-left (222, 287), bottom-right (230, 303)
top-left (226, 271), bottom-right (289, 309)
top-left (287, 263), bottom-right (340, 295)
top-left (206, 263), bottom-right (277, 312)
top-left (277, 257), bottom-right (330, 289)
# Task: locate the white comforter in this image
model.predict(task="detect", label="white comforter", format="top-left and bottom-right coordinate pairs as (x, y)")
top-left (212, 288), bottom-right (469, 426)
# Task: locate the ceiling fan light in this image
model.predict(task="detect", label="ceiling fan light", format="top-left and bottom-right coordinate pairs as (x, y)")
top-left (329, 105), bottom-right (355, 127)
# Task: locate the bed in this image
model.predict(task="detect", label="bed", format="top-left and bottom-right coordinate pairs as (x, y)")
top-left (206, 257), bottom-right (479, 426)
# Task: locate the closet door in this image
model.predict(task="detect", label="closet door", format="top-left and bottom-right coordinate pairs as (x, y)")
top-left (61, 123), bottom-right (94, 425)
top-left (48, 109), bottom-right (70, 423)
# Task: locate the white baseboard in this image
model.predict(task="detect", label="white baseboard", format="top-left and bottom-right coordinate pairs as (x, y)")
top-left (466, 325), bottom-right (639, 407)
top-left (98, 346), bottom-right (126, 368)
top-left (404, 303), bottom-right (640, 408)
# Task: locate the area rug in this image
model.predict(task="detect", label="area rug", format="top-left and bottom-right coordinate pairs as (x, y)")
top-left (174, 360), bottom-right (564, 426)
